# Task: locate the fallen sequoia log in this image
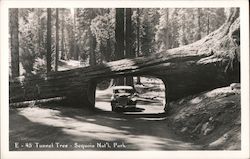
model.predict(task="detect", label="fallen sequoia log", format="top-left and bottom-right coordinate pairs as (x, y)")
top-left (9, 8), bottom-right (240, 108)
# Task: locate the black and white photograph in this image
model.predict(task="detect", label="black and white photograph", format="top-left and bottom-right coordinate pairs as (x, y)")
top-left (1, 0), bottom-right (249, 159)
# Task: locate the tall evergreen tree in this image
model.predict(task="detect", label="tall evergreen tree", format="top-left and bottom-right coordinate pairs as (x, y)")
top-left (55, 8), bottom-right (59, 71)
top-left (60, 9), bottom-right (65, 60)
top-left (115, 8), bottom-right (125, 60)
top-left (89, 27), bottom-right (97, 65)
top-left (9, 9), bottom-right (20, 77)
top-left (196, 8), bottom-right (202, 40)
top-left (206, 8), bottom-right (210, 35)
top-left (90, 10), bottom-right (115, 63)
top-left (46, 8), bottom-right (52, 73)
top-left (125, 8), bottom-right (134, 86)
top-left (77, 8), bottom-right (99, 65)
top-left (136, 8), bottom-right (141, 84)
top-left (72, 8), bottom-right (78, 60)
top-left (115, 8), bottom-right (125, 85)
top-left (140, 9), bottom-right (159, 56)
top-left (155, 8), bottom-right (170, 51)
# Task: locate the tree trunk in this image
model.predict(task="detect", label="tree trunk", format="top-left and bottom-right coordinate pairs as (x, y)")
top-left (73, 9), bottom-right (78, 60)
top-left (136, 8), bottom-right (140, 57)
top-left (9, 9), bottom-right (20, 78)
top-left (136, 75), bottom-right (141, 84)
top-left (207, 9), bottom-right (210, 35)
top-left (125, 8), bottom-right (134, 86)
top-left (196, 8), bottom-right (202, 40)
top-left (61, 9), bottom-right (65, 60)
top-left (106, 39), bottom-right (112, 62)
top-left (115, 8), bottom-right (125, 85)
top-left (136, 8), bottom-right (141, 84)
top-left (46, 8), bottom-right (52, 73)
top-left (41, 12), bottom-right (46, 55)
top-left (115, 8), bottom-right (125, 60)
top-left (88, 10), bottom-right (97, 66)
top-left (180, 19), bottom-right (187, 46)
top-left (125, 8), bottom-right (133, 58)
top-left (89, 28), bottom-right (96, 66)
top-left (36, 9), bottom-right (42, 58)
top-left (55, 8), bottom-right (59, 71)
top-left (164, 9), bottom-right (170, 50)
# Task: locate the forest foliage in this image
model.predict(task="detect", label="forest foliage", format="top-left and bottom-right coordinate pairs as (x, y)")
top-left (9, 8), bottom-right (227, 77)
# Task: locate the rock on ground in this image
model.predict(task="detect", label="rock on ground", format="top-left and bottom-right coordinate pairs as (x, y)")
top-left (167, 84), bottom-right (241, 150)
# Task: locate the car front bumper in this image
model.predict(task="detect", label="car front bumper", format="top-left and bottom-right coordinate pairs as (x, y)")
top-left (114, 104), bottom-right (136, 109)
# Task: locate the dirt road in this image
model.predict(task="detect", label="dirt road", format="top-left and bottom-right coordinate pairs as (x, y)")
top-left (9, 90), bottom-right (202, 151)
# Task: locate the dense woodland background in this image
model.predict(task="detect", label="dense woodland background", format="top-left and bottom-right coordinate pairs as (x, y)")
top-left (9, 8), bottom-right (228, 78)
top-left (8, 7), bottom-right (242, 151)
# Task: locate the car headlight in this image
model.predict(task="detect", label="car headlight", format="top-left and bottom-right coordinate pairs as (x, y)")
top-left (131, 97), bottom-right (137, 102)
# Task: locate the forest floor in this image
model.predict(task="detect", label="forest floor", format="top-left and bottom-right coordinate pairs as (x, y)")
top-left (9, 60), bottom-right (241, 150)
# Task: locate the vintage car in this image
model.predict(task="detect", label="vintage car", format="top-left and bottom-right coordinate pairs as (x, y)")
top-left (111, 86), bottom-right (137, 111)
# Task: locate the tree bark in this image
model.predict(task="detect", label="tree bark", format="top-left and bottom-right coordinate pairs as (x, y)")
top-left (88, 10), bottom-right (97, 66)
top-left (115, 8), bottom-right (125, 60)
top-left (46, 8), bottom-right (52, 73)
top-left (196, 8), bottom-right (202, 40)
top-left (55, 8), bottom-right (59, 71)
top-left (73, 9), bottom-right (78, 60)
top-left (89, 28), bottom-right (96, 66)
top-left (136, 8), bottom-right (141, 84)
top-left (36, 9), bottom-right (42, 58)
top-left (136, 8), bottom-right (140, 57)
top-left (61, 9), bottom-right (65, 60)
top-left (106, 39), bottom-right (112, 62)
top-left (125, 8), bottom-right (133, 58)
top-left (125, 8), bottom-right (134, 86)
top-left (115, 8), bottom-right (125, 85)
top-left (206, 9), bottom-right (210, 35)
top-left (9, 8), bottom-right (20, 78)
top-left (164, 9), bottom-right (170, 50)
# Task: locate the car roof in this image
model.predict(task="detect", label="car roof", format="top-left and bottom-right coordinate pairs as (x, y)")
top-left (112, 86), bottom-right (133, 90)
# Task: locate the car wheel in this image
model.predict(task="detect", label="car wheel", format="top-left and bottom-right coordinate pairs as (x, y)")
top-left (111, 106), bottom-right (116, 112)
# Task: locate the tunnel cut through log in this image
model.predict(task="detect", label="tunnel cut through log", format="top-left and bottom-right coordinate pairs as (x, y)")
top-left (95, 76), bottom-right (167, 111)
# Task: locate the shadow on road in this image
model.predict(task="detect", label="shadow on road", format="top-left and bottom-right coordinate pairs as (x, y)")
top-left (9, 101), bottom-right (202, 151)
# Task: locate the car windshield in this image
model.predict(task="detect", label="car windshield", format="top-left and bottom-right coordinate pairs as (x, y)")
top-left (114, 89), bottom-right (133, 94)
